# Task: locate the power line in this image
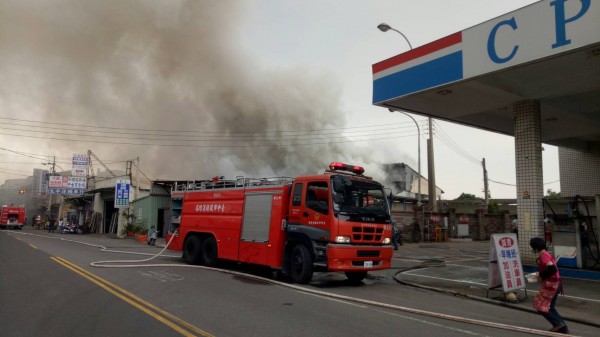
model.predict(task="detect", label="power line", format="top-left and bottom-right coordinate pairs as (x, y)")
top-left (0, 116), bottom-right (417, 136)
top-left (0, 123), bottom-right (418, 142)
top-left (432, 121), bottom-right (481, 165)
top-left (488, 178), bottom-right (560, 186)
top-left (0, 147), bottom-right (50, 161)
top-left (131, 161), bottom-right (153, 184)
top-left (0, 130), bottom-right (421, 148)
top-left (488, 178), bottom-right (515, 187)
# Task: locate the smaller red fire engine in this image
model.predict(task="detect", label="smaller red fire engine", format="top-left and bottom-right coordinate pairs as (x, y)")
top-left (0, 205), bottom-right (26, 229)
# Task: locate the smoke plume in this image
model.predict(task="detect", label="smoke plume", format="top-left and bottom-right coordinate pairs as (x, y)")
top-left (0, 0), bottom-right (384, 182)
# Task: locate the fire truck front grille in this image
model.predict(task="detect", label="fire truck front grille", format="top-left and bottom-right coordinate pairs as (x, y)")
top-left (352, 226), bottom-right (383, 243)
top-left (357, 250), bottom-right (380, 258)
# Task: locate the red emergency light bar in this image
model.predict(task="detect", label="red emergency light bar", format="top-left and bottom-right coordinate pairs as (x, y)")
top-left (328, 162), bottom-right (365, 175)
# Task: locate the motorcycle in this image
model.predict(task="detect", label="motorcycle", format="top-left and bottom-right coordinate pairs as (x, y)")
top-left (61, 221), bottom-right (83, 234)
top-left (147, 228), bottom-right (159, 246)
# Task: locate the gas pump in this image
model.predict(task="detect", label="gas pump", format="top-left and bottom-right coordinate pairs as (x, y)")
top-left (542, 196), bottom-right (599, 270)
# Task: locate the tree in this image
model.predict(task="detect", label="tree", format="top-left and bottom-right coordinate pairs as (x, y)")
top-left (546, 189), bottom-right (561, 199)
top-left (455, 193), bottom-right (481, 201)
top-left (487, 200), bottom-right (500, 213)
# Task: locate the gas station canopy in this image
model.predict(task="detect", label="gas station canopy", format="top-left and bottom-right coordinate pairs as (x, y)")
top-left (373, 0), bottom-right (600, 150)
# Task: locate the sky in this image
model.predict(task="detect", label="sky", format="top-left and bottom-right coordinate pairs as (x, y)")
top-left (0, 0), bottom-right (559, 200)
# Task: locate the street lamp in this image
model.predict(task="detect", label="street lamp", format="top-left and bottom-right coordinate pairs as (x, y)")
top-left (42, 162), bottom-right (64, 173)
top-left (377, 23), bottom-right (413, 50)
top-left (379, 24), bottom-right (420, 202)
top-left (379, 24), bottom-right (426, 241)
top-left (389, 109), bottom-right (421, 207)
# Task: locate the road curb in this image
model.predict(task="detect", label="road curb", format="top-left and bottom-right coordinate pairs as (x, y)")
top-left (393, 268), bottom-right (600, 329)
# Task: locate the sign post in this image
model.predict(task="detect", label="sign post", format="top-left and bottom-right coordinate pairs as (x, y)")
top-left (487, 233), bottom-right (526, 299)
top-left (114, 179), bottom-right (130, 209)
top-left (71, 153), bottom-right (89, 177)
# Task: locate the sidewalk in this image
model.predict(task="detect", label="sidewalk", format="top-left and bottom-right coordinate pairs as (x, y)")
top-left (389, 240), bottom-right (600, 328)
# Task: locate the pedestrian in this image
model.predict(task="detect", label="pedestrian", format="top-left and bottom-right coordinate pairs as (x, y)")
top-left (391, 219), bottom-right (398, 250)
top-left (48, 216), bottom-right (56, 233)
top-left (512, 217), bottom-right (519, 239)
top-left (529, 237), bottom-right (569, 334)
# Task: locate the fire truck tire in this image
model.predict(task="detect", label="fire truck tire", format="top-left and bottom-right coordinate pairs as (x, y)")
top-left (202, 236), bottom-right (219, 267)
top-left (183, 236), bottom-right (204, 265)
top-left (345, 271), bottom-right (368, 283)
top-left (290, 244), bottom-right (313, 284)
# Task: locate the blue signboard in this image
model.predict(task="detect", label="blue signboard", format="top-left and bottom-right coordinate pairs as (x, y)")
top-left (115, 179), bottom-right (130, 208)
top-left (49, 188), bottom-right (86, 195)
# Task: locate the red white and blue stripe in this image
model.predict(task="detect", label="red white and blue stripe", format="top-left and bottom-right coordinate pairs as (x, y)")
top-left (372, 32), bottom-right (463, 104)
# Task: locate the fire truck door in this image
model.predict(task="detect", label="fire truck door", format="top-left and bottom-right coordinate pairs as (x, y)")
top-left (238, 191), bottom-right (283, 266)
top-left (241, 192), bottom-right (273, 242)
top-left (288, 182), bottom-right (304, 224)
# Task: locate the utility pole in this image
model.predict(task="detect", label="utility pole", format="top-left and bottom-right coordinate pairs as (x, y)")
top-left (427, 117), bottom-right (438, 212)
top-left (136, 157), bottom-right (140, 200)
top-left (47, 156), bottom-right (56, 218)
top-left (482, 158), bottom-right (489, 206)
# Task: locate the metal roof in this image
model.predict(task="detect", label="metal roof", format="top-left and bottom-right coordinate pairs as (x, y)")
top-left (373, 0), bottom-right (600, 150)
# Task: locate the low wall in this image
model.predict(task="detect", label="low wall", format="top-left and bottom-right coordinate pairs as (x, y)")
top-left (391, 208), bottom-right (513, 242)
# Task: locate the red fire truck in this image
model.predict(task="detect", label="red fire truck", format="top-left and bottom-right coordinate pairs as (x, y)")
top-left (166, 162), bottom-right (393, 284)
top-left (0, 205), bottom-right (26, 229)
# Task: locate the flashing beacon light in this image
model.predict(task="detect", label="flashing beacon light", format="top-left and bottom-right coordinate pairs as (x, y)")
top-left (328, 162), bottom-right (365, 175)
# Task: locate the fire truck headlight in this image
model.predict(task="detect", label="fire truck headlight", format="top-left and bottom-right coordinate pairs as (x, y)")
top-left (334, 236), bottom-right (350, 243)
top-left (383, 238), bottom-right (391, 244)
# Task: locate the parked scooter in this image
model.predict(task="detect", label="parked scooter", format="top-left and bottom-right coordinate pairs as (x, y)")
top-left (61, 221), bottom-right (83, 234)
top-left (147, 227), bottom-right (159, 246)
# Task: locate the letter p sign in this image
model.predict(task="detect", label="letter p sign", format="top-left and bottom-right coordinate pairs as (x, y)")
top-left (551, 0), bottom-right (590, 48)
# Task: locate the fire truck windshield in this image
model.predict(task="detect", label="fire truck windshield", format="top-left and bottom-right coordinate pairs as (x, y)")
top-left (332, 178), bottom-right (390, 222)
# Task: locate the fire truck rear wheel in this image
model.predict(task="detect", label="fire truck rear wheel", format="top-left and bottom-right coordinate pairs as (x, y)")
top-left (202, 236), bottom-right (219, 267)
top-left (183, 235), bottom-right (204, 265)
top-left (290, 244), bottom-right (313, 284)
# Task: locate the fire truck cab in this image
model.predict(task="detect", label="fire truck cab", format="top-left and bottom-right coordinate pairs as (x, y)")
top-left (167, 163), bottom-right (393, 284)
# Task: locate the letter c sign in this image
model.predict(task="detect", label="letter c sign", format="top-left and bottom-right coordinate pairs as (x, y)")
top-left (487, 17), bottom-right (519, 64)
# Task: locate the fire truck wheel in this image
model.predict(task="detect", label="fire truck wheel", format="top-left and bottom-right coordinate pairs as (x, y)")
top-left (202, 237), bottom-right (219, 267)
top-left (345, 271), bottom-right (368, 283)
top-left (290, 244), bottom-right (313, 284)
top-left (183, 236), bottom-right (204, 265)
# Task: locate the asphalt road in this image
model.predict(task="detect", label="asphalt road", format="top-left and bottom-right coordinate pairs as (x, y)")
top-left (0, 231), bottom-right (179, 337)
top-left (2, 229), bottom-right (596, 337)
